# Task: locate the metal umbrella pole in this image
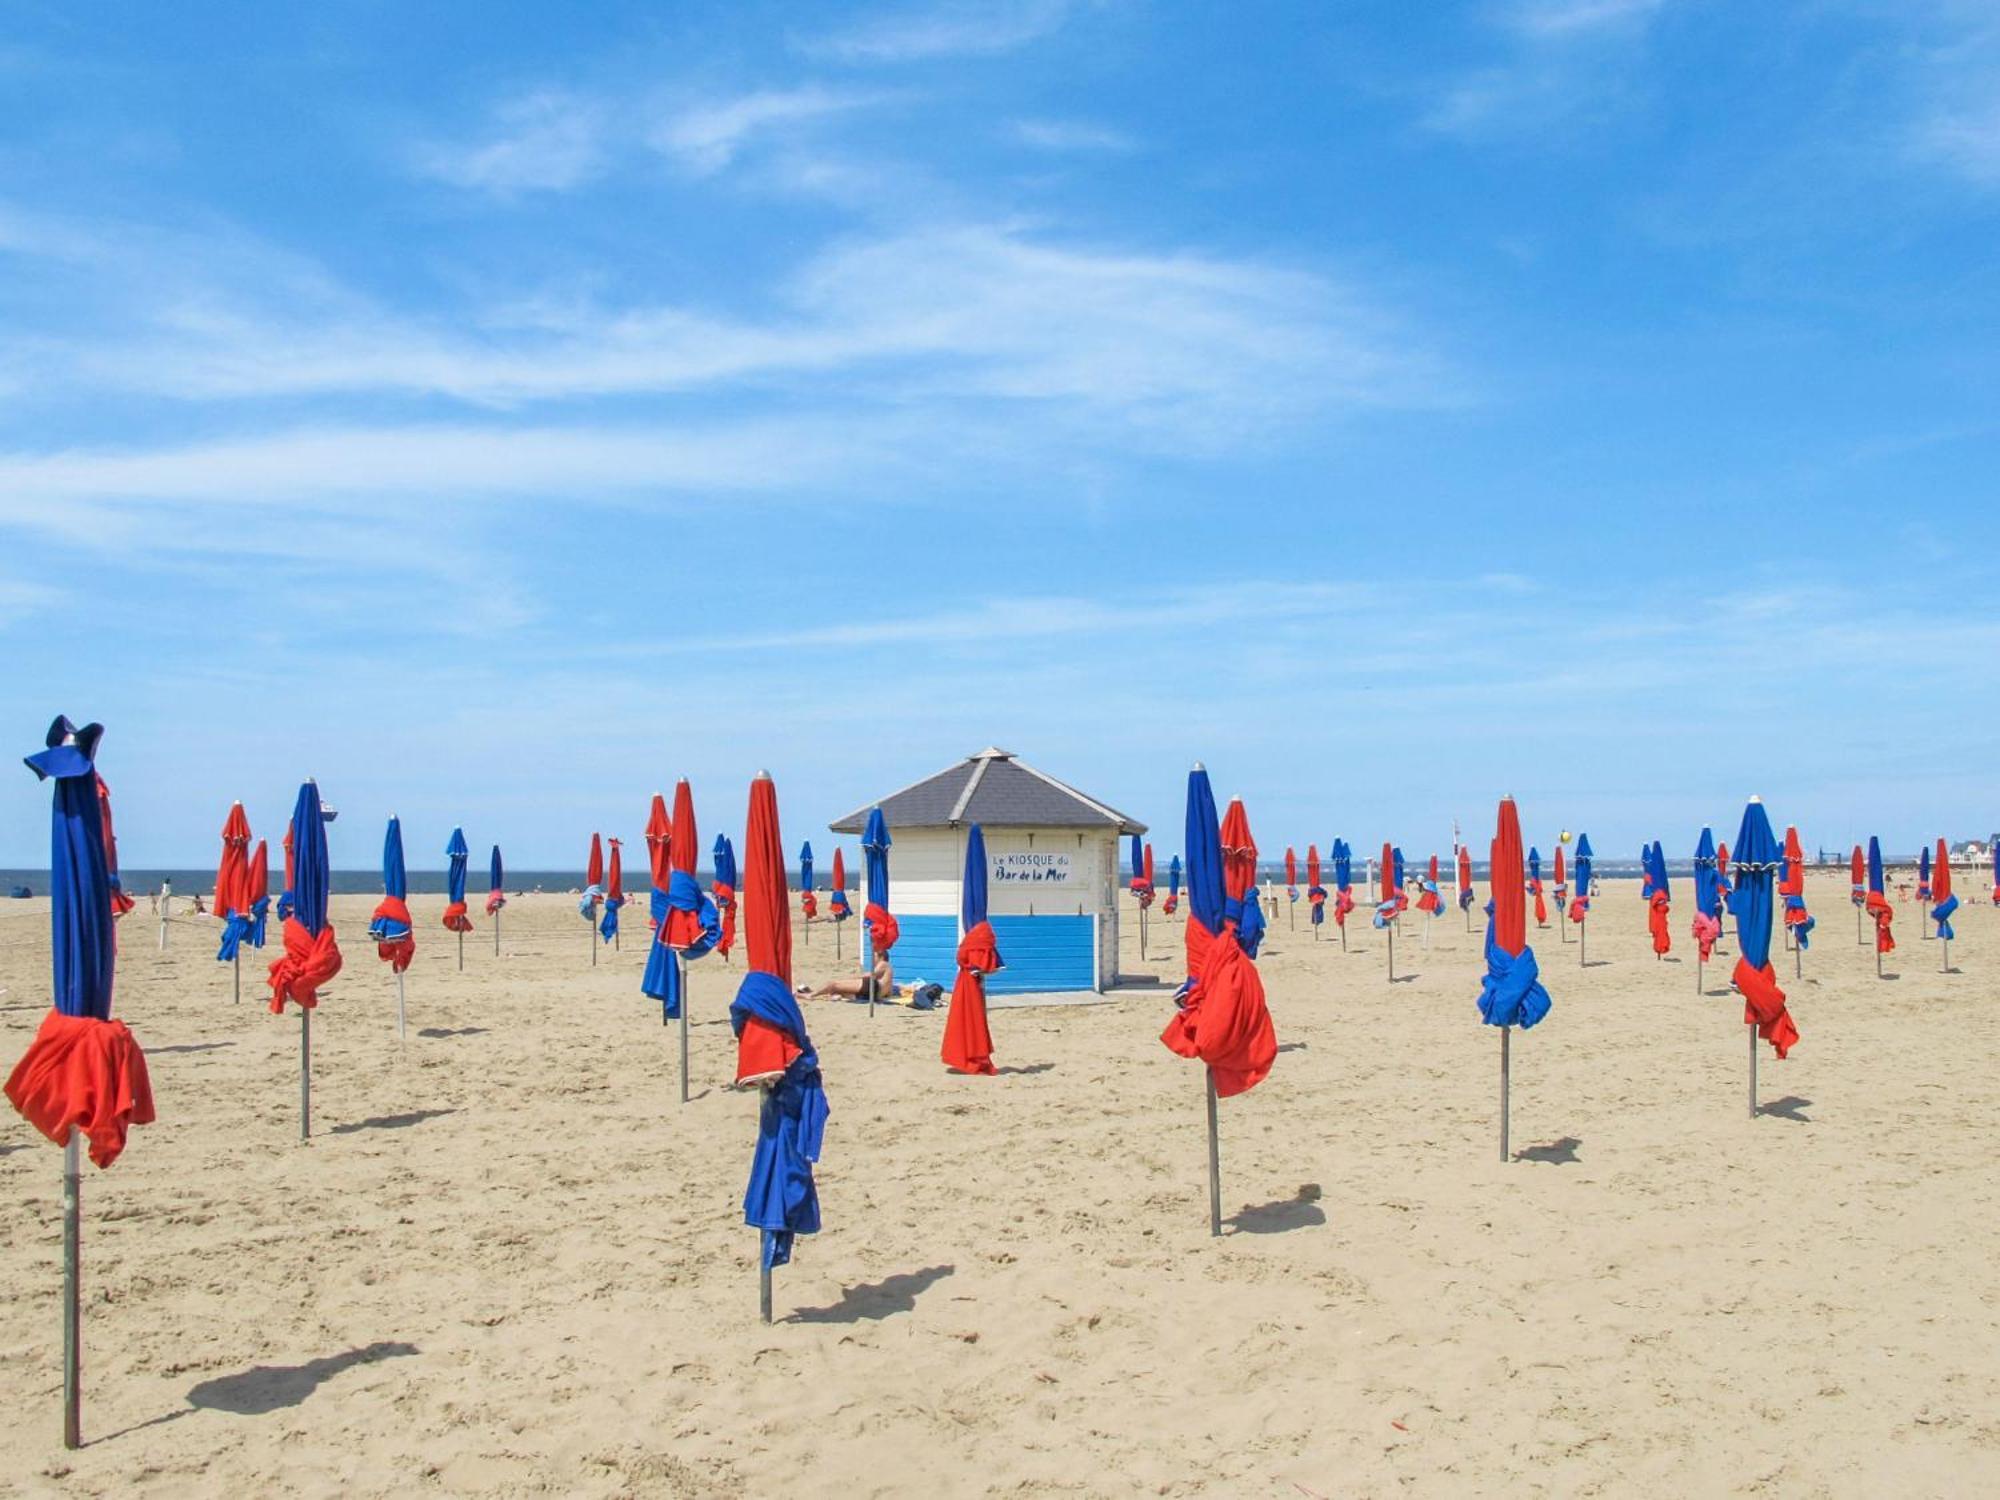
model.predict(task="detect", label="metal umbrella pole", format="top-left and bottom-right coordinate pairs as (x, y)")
top-left (494, 909), bottom-right (500, 957)
top-left (457, 929), bottom-right (464, 972)
top-left (1205, 1070), bottom-right (1222, 1238)
top-left (62, 1127), bottom-right (81, 1450)
top-left (299, 1007), bottom-right (312, 1141)
top-left (1499, 1027), bottom-right (1511, 1162)
top-left (759, 1084), bottom-right (775, 1323)
top-left (678, 952), bottom-right (691, 1104)
top-left (1748, 1024), bottom-right (1758, 1118)
top-left (233, 950), bottom-right (241, 1005)
top-left (396, 971), bottom-right (406, 1043)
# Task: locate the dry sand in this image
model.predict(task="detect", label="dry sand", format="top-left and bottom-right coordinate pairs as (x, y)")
top-left (2, 871), bottom-right (1997, 1497)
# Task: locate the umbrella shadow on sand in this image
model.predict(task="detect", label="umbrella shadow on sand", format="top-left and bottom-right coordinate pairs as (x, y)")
top-left (1515, 1136), bottom-right (1582, 1165)
top-left (1756, 1095), bottom-right (1812, 1123)
top-left (329, 1109), bottom-right (457, 1134)
top-left (1226, 1187), bottom-right (1327, 1235)
top-left (187, 1341), bottom-right (419, 1415)
top-left (416, 1027), bottom-right (488, 1039)
top-left (789, 1266), bottom-right (955, 1323)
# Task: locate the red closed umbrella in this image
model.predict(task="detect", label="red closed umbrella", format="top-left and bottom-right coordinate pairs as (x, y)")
top-left (735, 776), bottom-right (801, 1086)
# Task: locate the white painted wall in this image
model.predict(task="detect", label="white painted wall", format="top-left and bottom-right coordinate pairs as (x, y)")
top-left (876, 825), bottom-right (1123, 987)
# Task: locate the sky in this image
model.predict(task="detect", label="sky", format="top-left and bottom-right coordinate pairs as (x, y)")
top-left (4, 0), bottom-right (1999, 870)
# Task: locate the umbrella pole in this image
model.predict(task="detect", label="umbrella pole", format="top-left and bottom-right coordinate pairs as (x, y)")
top-left (1580, 921), bottom-right (1586, 967)
top-left (1748, 1023), bottom-right (1757, 1117)
top-left (759, 1083), bottom-right (775, 1323)
top-left (62, 1127), bottom-right (80, 1450)
top-left (1499, 1026), bottom-right (1511, 1162)
top-left (590, 909), bottom-right (597, 967)
top-left (1340, 919), bottom-right (1347, 952)
top-left (1856, 906), bottom-right (1864, 945)
top-left (1140, 902), bottom-right (1147, 962)
top-left (233, 950), bottom-right (241, 1005)
top-left (300, 1008), bottom-right (312, 1142)
top-left (458, 929), bottom-right (464, 972)
top-left (1942, 935), bottom-right (1949, 974)
top-left (835, 920), bottom-right (842, 962)
top-left (494, 910), bottom-right (500, 957)
top-left (396, 971), bottom-right (407, 1043)
top-left (1205, 1069), bottom-right (1221, 1238)
top-left (678, 953), bottom-right (691, 1105)
top-left (1387, 923), bottom-right (1394, 983)
top-left (1696, 956), bottom-right (1703, 995)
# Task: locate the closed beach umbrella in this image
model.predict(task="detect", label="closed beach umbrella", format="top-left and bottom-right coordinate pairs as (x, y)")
top-left (1646, 840), bottom-right (1672, 956)
top-left (1374, 841), bottom-right (1396, 923)
top-left (486, 845), bottom-right (506, 915)
top-left (1306, 844), bottom-right (1326, 931)
top-left (1220, 798), bottom-right (1263, 958)
top-left (368, 816), bottom-right (416, 974)
top-left (1527, 847), bottom-right (1546, 926)
top-left (1780, 826), bottom-right (1814, 957)
top-left (1866, 836), bottom-right (1895, 962)
top-left (1734, 799), bottom-right (1800, 1117)
top-left (1478, 797), bottom-right (1551, 1160)
top-left (1459, 844), bottom-right (1476, 914)
top-left (1161, 765), bottom-right (1277, 1235)
top-left (862, 808), bottom-right (898, 968)
top-left (1716, 841), bottom-right (1732, 907)
top-left (710, 834), bottom-right (736, 958)
top-left (1144, 843), bottom-right (1155, 894)
top-left (798, 840), bottom-right (817, 923)
top-left (1931, 839), bottom-right (1958, 957)
top-left (643, 795), bottom-right (672, 988)
top-left (443, 827), bottom-right (473, 933)
top-left (96, 773), bottom-right (136, 920)
top-left (729, 773), bottom-right (829, 1320)
top-left (269, 779), bottom-right (341, 1141)
top-left (603, 838), bottom-right (626, 945)
top-left (1417, 853), bottom-right (1442, 915)
top-left (1552, 844), bottom-right (1567, 911)
top-left (1569, 834), bottom-right (1593, 965)
top-left (5, 718), bottom-right (157, 1449)
top-left (1284, 847), bottom-right (1299, 928)
top-left (648, 780), bottom-right (722, 1018)
top-left (829, 849), bottom-right (851, 922)
top-left (1165, 853), bottom-right (1182, 915)
top-left (1692, 828), bottom-right (1722, 964)
top-left (1333, 839), bottom-right (1355, 931)
top-left (278, 819), bottom-right (296, 923)
top-left (942, 824), bottom-right (1001, 1075)
top-left (1918, 844), bottom-right (1933, 906)
top-left (215, 803), bottom-right (254, 967)
top-left (246, 839), bottom-right (271, 949)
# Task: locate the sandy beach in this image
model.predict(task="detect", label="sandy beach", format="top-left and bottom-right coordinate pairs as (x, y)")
top-left (1, 872), bottom-right (1995, 1497)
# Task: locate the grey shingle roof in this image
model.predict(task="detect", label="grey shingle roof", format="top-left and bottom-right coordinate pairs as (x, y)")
top-left (830, 748), bottom-right (1145, 835)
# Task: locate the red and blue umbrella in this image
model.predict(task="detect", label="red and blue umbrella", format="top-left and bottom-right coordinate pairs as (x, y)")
top-left (711, 834), bottom-right (737, 958)
top-left (1458, 844), bottom-right (1475, 913)
top-left (368, 816), bottom-right (416, 973)
top-left (1931, 839), bottom-right (1958, 942)
top-left (648, 780), bottom-right (720, 1020)
top-left (1333, 839), bottom-right (1354, 927)
top-left (443, 827), bottom-right (473, 934)
top-left (862, 807), bottom-right (898, 963)
top-left (603, 838), bottom-right (625, 944)
top-left (729, 773), bottom-right (828, 1293)
top-left (96, 771), bottom-right (135, 920)
top-left (1866, 836), bottom-right (1895, 955)
top-left (1164, 853), bottom-right (1181, 915)
top-left (1161, 766), bottom-right (1276, 1097)
top-left (582, 832), bottom-right (604, 924)
top-left (1780, 826), bottom-right (1813, 949)
top-left (246, 837), bottom-right (271, 949)
top-left (1130, 833), bottom-right (1154, 906)
top-left (1917, 844), bottom-right (1933, 906)
top-left (215, 803), bottom-right (254, 963)
top-left (6, 718), bottom-right (156, 1165)
top-left (5, 718), bottom-right (157, 1451)
top-left (1692, 827), bottom-right (1722, 961)
top-left (1283, 846), bottom-right (1298, 908)
top-left (269, 780), bottom-right (342, 1013)
top-left (1220, 798), bottom-right (1263, 957)
top-left (1733, 799), bottom-right (1799, 1059)
top-left (1419, 853), bottom-right (1443, 915)
top-left (942, 823), bottom-right (1000, 1075)
top-left (1479, 799), bottom-right (1550, 1028)
top-left (1526, 847), bottom-right (1546, 926)
top-left (486, 845), bottom-right (506, 917)
top-left (1569, 834), bottom-right (1593, 923)
top-left (1645, 840), bottom-right (1671, 956)
top-left (798, 841), bottom-right (817, 921)
top-left (1306, 843), bottom-right (1326, 929)
top-left (829, 848), bottom-right (851, 922)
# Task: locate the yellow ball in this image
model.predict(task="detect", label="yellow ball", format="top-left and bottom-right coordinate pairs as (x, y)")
top-left (1559, 830), bottom-right (1572, 844)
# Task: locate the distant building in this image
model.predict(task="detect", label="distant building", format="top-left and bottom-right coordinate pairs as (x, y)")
top-left (830, 747), bottom-right (1144, 993)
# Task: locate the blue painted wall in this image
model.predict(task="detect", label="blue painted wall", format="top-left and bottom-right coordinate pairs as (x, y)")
top-left (866, 912), bottom-right (1096, 993)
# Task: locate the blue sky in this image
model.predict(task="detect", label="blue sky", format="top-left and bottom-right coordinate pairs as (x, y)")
top-left (4, 0), bottom-right (1998, 869)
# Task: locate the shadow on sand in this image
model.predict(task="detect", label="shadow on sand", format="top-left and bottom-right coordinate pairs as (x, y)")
top-left (1516, 1136), bottom-right (1582, 1165)
top-left (1227, 1187), bottom-right (1326, 1235)
top-left (187, 1341), bottom-right (419, 1416)
top-left (790, 1266), bottom-right (955, 1324)
top-left (329, 1109), bottom-right (457, 1135)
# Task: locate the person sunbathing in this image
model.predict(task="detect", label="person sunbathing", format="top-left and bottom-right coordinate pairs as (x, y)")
top-left (800, 956), bottom-right (897, 1002)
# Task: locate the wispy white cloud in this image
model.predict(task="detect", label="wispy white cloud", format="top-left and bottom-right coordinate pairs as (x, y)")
top-left (1, 208), bottom-right (1449, 438)
top-left (1424, 0), bottom-right (1675, 138)
top-left (1508, 0), bottom-right (1670, 39)
top-left (413, 90), bottom-right (609, 194)
top-left (1006, 117), bottom-right (1136, 153)
top-left (797, 0), bottom-right (1078, 64)
top-left (650, 86), bottom-right (884, 175)
top-left (1902, 11), bottom-right (2000, 187)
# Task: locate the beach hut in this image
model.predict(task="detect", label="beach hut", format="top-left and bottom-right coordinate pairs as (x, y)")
top-left (828, 748), bottom-right (1145, 994)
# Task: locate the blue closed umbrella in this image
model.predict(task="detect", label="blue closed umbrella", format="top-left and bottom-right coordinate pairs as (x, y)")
top-left (962, 824), bottom-right (989, 932)
top-left (1184, 771), bottom-right (1225, 937)
top-left (445, 828), bottom-right (469, 914)
top-left (370, 818), bottom-right (413, 944)
top-left (1693, 828), bottom-right (1720, 922)
top-left (1918, 844), bottom-right (1932, 898)
top-left (1167, 854), bottom-right (1182, 903)
top-left (294, 782), bottom-right (331, 938)
top-left (490, 845), bottom-right (504, 901)
top-left (1332, 839), bottom-right (1351, 892)
top-left (15, 718), bottom-right (155, 1450)
top-left (798, 841), bottom-right (814, 897)
top-left (1734, 798), bottom-right (1799, 1072)
top-left (1130, 833), bottom-right (1145, 887)
top-left (271, 780), bottom-right (339, 1141)
top-left (861, 808), bottom-right (895, 995)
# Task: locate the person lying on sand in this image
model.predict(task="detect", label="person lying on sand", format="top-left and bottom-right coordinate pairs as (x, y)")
top-left (799, 956), bottom-right (898, 1002)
